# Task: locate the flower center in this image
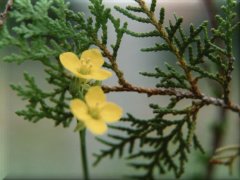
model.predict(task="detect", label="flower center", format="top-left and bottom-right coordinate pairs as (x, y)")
top-left (88, 105), bottom-right (101, 120)
top-left (78, 58), bottom-right (92, 75)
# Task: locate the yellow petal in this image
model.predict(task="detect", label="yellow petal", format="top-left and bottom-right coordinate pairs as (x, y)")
top-left (75, 73), bottom-right (96, 80)
top-left (70, 99), bottom-right (90, 122)
top-left (90, 69), bottom-right (112, 80)
top-left (60, 52), bottom-right (81, 75)
top-left (80, 49), bottom-right (104, 68)
top-left (85, 86), bottom-right (106, 108)
top-left (85, 118), bottom-right (107, 135)
top-left (100, 102), bottom-right (123, 123)
top-left (75, 70), bottom-right (112, 80)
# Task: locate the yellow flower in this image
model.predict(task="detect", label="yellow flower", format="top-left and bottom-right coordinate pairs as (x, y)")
top-left (70, 86), bottom-right (123, 135)
top-left (59, 49), bottom-right (112, 80)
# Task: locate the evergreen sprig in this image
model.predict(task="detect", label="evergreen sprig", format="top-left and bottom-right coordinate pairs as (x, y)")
top-left (0, 0), bottom-right (103, 128)
top-left (92, 0), bottom-right (239, 178)
top-left (94, 98), bottom-right (205, 178)
top-left (0, 0), bottom-right (239, 179)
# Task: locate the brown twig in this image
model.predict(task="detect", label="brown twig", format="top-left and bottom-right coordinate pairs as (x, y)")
top-left (88, 0), bottom-right (240, 116)
top-left (135, 0), bottom-right (201, 96)
top-left (102, 85), bottom-right (240, 113)
top-left (91, 0), bottom-right (240, 115)
top-left (94, 0), bottom-right (240, 115)
top-left (0, 0), bottom-right (13, 28)
top-left (94, 39), bottom-right (131, 88)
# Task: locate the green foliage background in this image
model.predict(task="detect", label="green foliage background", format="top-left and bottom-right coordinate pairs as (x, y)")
top-left (0, 0), bottom-right (239, 179)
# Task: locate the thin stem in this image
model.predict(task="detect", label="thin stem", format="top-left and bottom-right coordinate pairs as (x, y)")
top-left (136, 0), bottom-right (201, 96)
top-left (102, 85), bottom-right (240, 113)
top-left (94, 38), bottom-right (131, 87)
top-left (79, 129), bottom-right (89, 180)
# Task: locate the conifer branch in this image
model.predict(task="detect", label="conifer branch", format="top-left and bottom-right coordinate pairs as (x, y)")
top-left (102, 85), bottom-right (240, 113)
top-left (134, 0), bottom-right (201, 96)
top-left (94, 38), bottom-right (131, 88)
top-left (0, 0), bottom-right (239, 179)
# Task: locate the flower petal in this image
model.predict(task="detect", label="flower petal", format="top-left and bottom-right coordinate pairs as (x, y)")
top-left (85, 86), bottom-right (106, 108)
top-left (75, 69), bottom-right (112, 80)
top-left (60, 52), bottom-right (81, 75)
top-left (85, 118), bottom-right (107, 135)
top-left (80, 49), bottom-right (104, 68)
top-left (70, 99), bottom-right (90, 122)
top-left (90, 69), bottom-right (112, 80)
top-left (100, 102), bottom-right (123, 123)
top-left (75, 73), bottom-right (96, 80)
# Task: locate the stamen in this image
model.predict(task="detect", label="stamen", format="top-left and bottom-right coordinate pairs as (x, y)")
top-left (77, 59), bottom-right (93, 75)
top-left (89, 104), bottom-right (101, 120)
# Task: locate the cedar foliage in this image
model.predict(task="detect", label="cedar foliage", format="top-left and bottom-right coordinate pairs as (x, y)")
top-left (0, 0), bottom-right (239, 179)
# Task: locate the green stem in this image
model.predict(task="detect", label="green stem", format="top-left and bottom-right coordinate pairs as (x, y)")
top-left (79, 129), bottom-right (89, 180)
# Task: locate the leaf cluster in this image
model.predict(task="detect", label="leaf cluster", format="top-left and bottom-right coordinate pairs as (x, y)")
top-left (93, 0), bottom-right (239, 178)
top-left (0, 0), bottom-right (128, 126)
top-left (0, 0), bottom-right (239, 179)
top-left (0, 0), bottom-right (95, 126)
top-left (116, 0), bottom-right (238, 94)
top-left (94, 98), bottom-right (205, 178)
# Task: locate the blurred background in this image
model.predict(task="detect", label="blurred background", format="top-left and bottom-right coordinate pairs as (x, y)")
top-left (0, 0), bottom-right (239, 179)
